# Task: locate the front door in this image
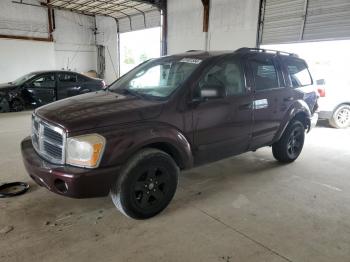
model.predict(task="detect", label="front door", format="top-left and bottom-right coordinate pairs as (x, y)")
top-left (25, 73), bottom-right (56, 106)
top-left (191, 56), bottom-right (253, 165)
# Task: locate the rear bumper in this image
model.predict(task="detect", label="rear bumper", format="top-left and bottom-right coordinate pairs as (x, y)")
top-left (318, 110), bottom-right (333, 120)
top-left (21, 137), bottom-right (120, 198)
top-left (310, 113), bottom-right (319, 130)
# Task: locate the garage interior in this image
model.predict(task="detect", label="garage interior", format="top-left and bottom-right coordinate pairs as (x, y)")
top-left (1, 0), bottom-right (350, 261)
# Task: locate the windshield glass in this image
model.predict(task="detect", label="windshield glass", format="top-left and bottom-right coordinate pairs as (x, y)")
top-left (109, 57), bottom-right (202, 99)
top-left (10, 73), bottom-right (37, 85)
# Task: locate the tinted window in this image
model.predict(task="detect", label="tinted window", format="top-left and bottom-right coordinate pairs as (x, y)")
top-left (31, 74), bottom-right (55, 88)
top-left (250, 57), bottom-right (279, 91)
top-left (58, 73), bottom-right (77, 83)
top-left (285, 59), bottom-right (312, 87)
top-left (198, 58), bottom-right (245, 96)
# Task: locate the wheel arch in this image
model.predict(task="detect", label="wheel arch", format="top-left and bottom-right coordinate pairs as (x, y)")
top-left (273, 100), bottom-right (311, 143)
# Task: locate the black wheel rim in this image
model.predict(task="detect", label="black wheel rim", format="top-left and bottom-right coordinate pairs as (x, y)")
top-left (12, 100), bottom-right (23, 112)
top-left (287, 127), bottom-right (303, 158)
top-left (132, 167), bottom-right (169, 209)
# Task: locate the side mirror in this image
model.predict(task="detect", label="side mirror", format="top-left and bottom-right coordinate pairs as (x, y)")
top-left (316, 79), bottom-right (326, 85)
top-left (200, 84), bottom-right (225, 99)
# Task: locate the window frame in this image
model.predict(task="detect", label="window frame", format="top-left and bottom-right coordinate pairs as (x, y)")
top-left (29, 73), bottom-right (56, 89)
top-left (247, 54), bottom-right (284, 93)
top-left (191, 55), bottom-right (248, 101)
top-left (281, 57), bottom-right (313, 88)
top-left (58, 72), bottom-right (78, 83)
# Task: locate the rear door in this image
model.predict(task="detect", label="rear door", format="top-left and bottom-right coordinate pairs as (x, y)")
top-left (192, 56), bottom-right (253, 164)
top-left (25, 73), bottom-right (56, 105)
top-left (57, 72), bottom-right (80, 100)
top-left (247, 54), bottom-right (294, 149)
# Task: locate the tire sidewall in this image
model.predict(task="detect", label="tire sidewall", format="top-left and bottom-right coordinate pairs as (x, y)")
top-left (331, 104), bottom-right (350, 129)
top-left (112, 149), bottom-right (179, 219)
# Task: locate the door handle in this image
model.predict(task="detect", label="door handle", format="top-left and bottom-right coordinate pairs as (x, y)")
top-left (283, 97), bottom-right (293, 102)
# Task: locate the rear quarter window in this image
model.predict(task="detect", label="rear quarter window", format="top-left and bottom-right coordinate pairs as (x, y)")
top-left (284, 58), bottom-right (313, 87)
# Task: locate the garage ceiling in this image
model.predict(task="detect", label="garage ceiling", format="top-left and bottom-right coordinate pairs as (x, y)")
top-left (48, 0), bottom-right (161, 19)
top-left (48, 0), bottom-right (164, 32)
top-left (259, 0), bottom-right (350, 44)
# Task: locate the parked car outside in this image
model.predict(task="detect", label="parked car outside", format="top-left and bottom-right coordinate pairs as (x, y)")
top-left (21, 48), bottom-right (318, 219)
top-left (316, 78), bottom-right (350, 128)
top-left (0, 70), bottom-right (105, 112)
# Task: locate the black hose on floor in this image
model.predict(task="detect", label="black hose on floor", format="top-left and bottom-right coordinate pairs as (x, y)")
top-left (0, 182), bottom-right (30, 198)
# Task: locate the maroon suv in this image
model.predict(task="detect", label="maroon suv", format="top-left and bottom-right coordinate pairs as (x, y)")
top-left (21, 48), bottom-right (318, 219)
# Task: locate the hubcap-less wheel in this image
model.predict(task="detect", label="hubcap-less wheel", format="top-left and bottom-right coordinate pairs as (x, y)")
top-left (11, 99), bottom-right (24, 112)
top-left (272, 120), bottom-right (305, 163)
top-left (287, 127), bottom-right (303, 158)
top-left (110, 149), bottom-right (179, 219)
top-left (133, 167), bottom-right (169, 209)
top-left (334, 106), bottom-right (350, 128)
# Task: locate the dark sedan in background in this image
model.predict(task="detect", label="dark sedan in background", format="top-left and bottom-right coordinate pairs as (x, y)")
top-left (0, 70), bottom-right (105, 112)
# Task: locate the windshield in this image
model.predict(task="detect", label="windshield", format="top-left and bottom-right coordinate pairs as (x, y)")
top-left (109, 57), bottom-right (202, 99)
top-left (10, 73), bottom-right (37, 85)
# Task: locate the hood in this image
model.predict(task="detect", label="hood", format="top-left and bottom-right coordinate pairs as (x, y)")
top-left (0, 83), bottom-right (16, 91)
top-left (35, 90), bottom-right (165, 132)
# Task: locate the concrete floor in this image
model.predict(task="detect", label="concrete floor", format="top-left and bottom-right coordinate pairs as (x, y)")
top-left (1, 111), bottom-right (350, 262)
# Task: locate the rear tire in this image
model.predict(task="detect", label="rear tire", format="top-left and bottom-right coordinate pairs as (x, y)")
top-left (272, 120), bottom-right (305, 163)
top-left (110, 148), bottom-right (179, 219)
top-left (329, 104), bottom-right (350, 129)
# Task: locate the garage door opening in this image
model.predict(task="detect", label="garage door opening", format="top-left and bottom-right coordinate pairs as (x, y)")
top-left (119, 27), bottom-right (161, 76)
top-left (263, 39), bottom-right (350, 128)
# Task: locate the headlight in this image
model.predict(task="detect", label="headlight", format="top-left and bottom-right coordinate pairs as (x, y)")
top-left (66, 134), bottom-right (106, 168)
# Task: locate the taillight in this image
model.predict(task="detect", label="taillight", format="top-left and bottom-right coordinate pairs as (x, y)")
top-left (317, 87), bottom-right (326, 97)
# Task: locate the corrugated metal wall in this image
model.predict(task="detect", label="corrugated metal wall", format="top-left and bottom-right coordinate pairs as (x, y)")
top-left (260, 0), bottom-right (350, 44)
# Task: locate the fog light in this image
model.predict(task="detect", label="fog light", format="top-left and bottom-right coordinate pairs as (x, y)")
top-left (54, 179), bottom-right (68, 193)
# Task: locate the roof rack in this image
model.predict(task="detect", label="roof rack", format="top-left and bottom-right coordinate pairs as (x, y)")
top-left (235, 47), bottom-right (299, 58)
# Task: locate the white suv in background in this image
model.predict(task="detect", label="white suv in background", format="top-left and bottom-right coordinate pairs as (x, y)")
top-left (317, 78), bottom-right (350, 128)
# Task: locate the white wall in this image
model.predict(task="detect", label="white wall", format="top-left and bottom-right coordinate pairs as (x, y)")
top-left (0, 1), bottom-right (97, 83)
top-left (167, 0), bottom-right (260, 54)
top-left (54, 10), bottom-right (97, 72)
top-left (96, 16), bottom-right (119, 84)
top-left (168, 0), bottom-right (206, 54)
top-left (0, 39), bottom-right (55, 83)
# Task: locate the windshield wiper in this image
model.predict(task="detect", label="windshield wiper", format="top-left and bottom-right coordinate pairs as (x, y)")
top-left (115, 88), bottom-right (147, 99)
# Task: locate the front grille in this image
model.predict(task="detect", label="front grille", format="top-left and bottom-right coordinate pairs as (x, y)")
top-left (31, 114), bottom-right (66, 165)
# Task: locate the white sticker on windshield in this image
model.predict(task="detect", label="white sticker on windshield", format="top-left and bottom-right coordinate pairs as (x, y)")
top-left (180, 58), bottom-right (202, 64)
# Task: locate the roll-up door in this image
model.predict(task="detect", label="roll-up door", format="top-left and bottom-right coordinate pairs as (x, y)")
top-left (259, 0), bottom-right (350, 44)
top-left (118, 10), bottom-right (161, 33)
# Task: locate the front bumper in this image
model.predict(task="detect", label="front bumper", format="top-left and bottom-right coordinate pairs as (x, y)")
top-left (21, 137), bottom-right (120, 198)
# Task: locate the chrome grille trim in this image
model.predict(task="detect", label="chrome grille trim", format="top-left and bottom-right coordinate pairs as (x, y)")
top-left (31, 114), bottom-right (66, 165)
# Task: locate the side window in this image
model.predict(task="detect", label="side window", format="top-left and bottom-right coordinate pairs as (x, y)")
top-left (284, 58), bottom-right (312, 87)
top-left (31, 74), bottom-right (55, 88)
top-left (198, 58), bottom-right (245, 97)
top-left (58, 73), bottom-right (77, 83)
top-left (249, 56), bottom-right (279, 91)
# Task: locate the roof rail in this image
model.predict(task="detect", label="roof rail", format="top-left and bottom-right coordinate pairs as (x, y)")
top-left (186, 50), bottom-right (203, 52)
top-left (235, 47), bottom-right (299, 58)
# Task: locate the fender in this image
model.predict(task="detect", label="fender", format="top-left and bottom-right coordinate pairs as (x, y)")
top-left (273, 99), bottom-right (311, 143)
top-left (97, 122), bottom-right (194, 170)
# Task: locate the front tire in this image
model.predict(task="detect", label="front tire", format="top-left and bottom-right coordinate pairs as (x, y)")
top-left (10, 99), bottom-right (24, 112)
top-left (329, 104), bottom-right (350, 129)
top-left (272, 120), bottom-right (305, 163)
top-left (110, 148), bottom-right (179, 219)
